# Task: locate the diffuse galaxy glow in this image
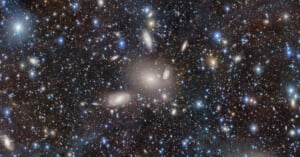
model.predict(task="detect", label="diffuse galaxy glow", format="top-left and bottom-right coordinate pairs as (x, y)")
top-left (0, 0), bottom-right (300, 156)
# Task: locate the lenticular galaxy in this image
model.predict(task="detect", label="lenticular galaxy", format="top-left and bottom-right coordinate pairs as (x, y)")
top-left (108, 91), bottom-right (131, 107)
top-left (0, 0), bottom-right (300, 156)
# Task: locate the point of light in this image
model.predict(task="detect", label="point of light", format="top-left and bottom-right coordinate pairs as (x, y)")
top-left (118, 38), bottom-right (126, 49)
top-left (289, 129), bottom-right (296, 137)
top-left (100, 137), bottom-right (108, 145)
top-left (97, 0), bottom-right (104, 7)
top-left (45, 143), bottom-right (50, 150)
top-left (263, 19), bottom-right (270, 25)
top-left (143, 6), bottom-right (151, 14)
top-left (254, 64), bottom-right (263, 75)
top-left (285, 42), bottom-right (293, 58)
top-left (181, 139), bottom-right (189, 148)
top-left (71, 2), bottom-right (79, 11)
top-left (282, 13), bottom-right (289, 20)
top-left (207, 55), bottom-right (218, 69)
top-left (14, 22), bottom-right (23, 35)
top-left (297, 53), bottom-right (300, 60)
top-left (1, 0), bottom-right (6, 7)
top-left (40, 85), bottom-right (46, 92)
top-left (57, 36), bottom-right (64, 45)
top-left (20, 62), bottom-right (26, 69)
top-left (147, 19), bottom-right (155, 29)
top-left (224, 5), bottom-right (230, 12)
top-left (3, 107), bottom-right (11, 118)
top-left (15, 24), bottom-right (21, 31)
top-left (213, 31), bottom-right (221, 42)
top-left (29, 69), bottom-right (36, 79)
top-left (195, 100), bottom-right (204, 109)
top-left (243, 95), bottom-right (257, 105)
top-left (250, 123), bottom-right (258, 134)
top-left (161, 93), bottom-right (168, 100)
top-left (33, 142), bottom-right (40, 149)
top-left (287, 85), bottom-right (295, 96)
top-left (296, 128), bottom-right (300, 136)
top-left (93, 18), bottom-right (99, 27)
top-left (241, 38), bottom-right (248, 45)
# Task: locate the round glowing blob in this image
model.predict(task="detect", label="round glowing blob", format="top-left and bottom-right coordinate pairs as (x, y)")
top-left (128, 59), bottom-right (173, 94)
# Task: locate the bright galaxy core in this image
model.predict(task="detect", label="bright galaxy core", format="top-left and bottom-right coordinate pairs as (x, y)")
top-left (0, 0), bottom-right (300, 157)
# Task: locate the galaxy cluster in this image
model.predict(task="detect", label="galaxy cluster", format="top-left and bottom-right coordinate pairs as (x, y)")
top-left (0, 0), bottom-right (300, 156)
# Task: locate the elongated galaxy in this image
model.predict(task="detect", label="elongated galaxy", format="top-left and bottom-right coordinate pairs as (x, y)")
top-left (0, 0), bottom-right (300, 157)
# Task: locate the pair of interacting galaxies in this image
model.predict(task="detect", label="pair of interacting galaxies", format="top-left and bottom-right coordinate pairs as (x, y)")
top-left (0, 0), bottom-right (300, 156)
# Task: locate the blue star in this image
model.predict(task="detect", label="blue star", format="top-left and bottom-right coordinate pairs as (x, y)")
top-left (296, 128), bottom-right (300, 136)
top-left (195, 100), bottom-right (204, 109)
top-left (213, 31), bottom-right (222, 43)
top-left (29, 69), bottom-right (36, 79)
top-left (57, 36), bottom-right (64, 45)
top-left (3, 107), bottom-right (11, 118)
top-left (250, 123), bottom-right (258, 134)
top-left (44, 143), bottom-right (50, 150)
top-left (13, 22), bottom-right (23, 35)
top-left (241, 38), bottom-right (248, 45)
top-left (101, 137), bottom-right (108, 145)
top-left (285, 42), bottom-right (293, 58)
top-left (33, 142), bottom-right (40, 149)
top-left (254, 65), bottom-right (263, 75)
top-left (287, 85), bottom-right (295, 96)
top-left (296, 53), bottom-right (300, 60)
top-left (118, 38), bottom-right (126, 49)
top-left (71, 2), bottom-right (79, 11)
top-left (1, 0), bottom-right (5, 6)
top-left (93, 18), bottom-right (99, 27)
top-left (143, 6), bottom-right (151, 14)
top-left (181, 139), bottom-right (189, 148)
top-left (224, 5), bottom-right (230, 12)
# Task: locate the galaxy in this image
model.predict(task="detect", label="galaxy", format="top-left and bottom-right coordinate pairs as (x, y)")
top-left (0, 0), bottom-right (300, 156)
